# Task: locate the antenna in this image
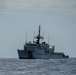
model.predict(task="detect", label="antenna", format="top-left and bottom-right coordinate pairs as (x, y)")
top-left (48, 32), bottom-right (50, 45)
top-left (41, 31), bottom-right (44, 42)
top-left (42, 31), bottom-right (44, 38)
top-left (25, 30), bottom-right (27, 43)
top-left (33, 31), bottom-right (35, 42)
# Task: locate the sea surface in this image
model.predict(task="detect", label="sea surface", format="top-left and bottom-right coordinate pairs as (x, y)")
top-left (0, 58), bottom-right (76, 75)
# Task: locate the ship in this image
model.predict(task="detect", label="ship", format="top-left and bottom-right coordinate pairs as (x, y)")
top-left (17, 25), bottom-right (69, 59)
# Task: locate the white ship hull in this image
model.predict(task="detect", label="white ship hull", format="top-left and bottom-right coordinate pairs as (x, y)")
top-left (17, 50), bottom-right (68, 59)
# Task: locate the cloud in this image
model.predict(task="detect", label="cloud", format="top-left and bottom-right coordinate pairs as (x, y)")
top-left (0, 0), bottom-right (76, 14)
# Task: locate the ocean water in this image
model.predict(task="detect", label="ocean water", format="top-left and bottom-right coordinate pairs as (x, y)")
top-left (0, 58), bottom-right (76, 75)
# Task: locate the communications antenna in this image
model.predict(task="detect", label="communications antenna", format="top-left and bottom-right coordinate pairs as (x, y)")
top-left (48, 32), bottom-right (50, 45)
top-left (33, 31), bottom-right (35, 42)
top-left (25, 30), bottom-right (27, 43)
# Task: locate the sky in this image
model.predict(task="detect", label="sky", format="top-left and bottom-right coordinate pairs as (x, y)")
top-left (0, 0), bottom-right (76, 58)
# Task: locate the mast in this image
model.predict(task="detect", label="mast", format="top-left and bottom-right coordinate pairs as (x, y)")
top-left (35, 25), bottom-right (43, 44)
